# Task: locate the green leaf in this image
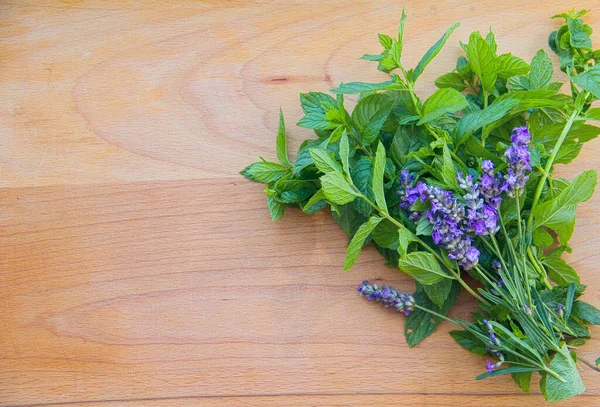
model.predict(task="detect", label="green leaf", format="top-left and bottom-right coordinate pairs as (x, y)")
top-left (267, 195), bottom-right (284, 221)
top-left (475, 367), bottom-right (539, 380)
top-left (378, 33), bottom-right (393, 50)
top-left (568, 17), bottom-right (592, 49)
top-left (584, 107), bottom-right (600, 121)
top-left (339, 130), bottom-right (350, 175)
top-left (542, 344), bottom-right (585, 402)
top-left (528, 50), bottom-right (553, 90)
top-left (372, 219), bottom-right (399, 249)
top-left (351, 156), bottom-right (374, 216)
top-left (398, 252), bottom-right (452, 285)
top-left (297, 92), bottom-right (344, 130)
top-left (276, 109), bottom-right (291, 167)
top-left (397, 8), bottom-right (407, 57)
top-left (542, 252), bottom-right (580, 286)
top-left (572, 301), bottom-right (600, 325)
top-left (241, 161), bottom-right (289, 183)
top-left (512, 371), bottom-right (532, 393)
top-left (533, 170), bottom-right (598, 230)
top-left (405, 281), bottom-right (460, 347)
top-left (434, 72), bottom-right (467, 91)
top-left (308, 149), bottom-right (342, 174)
top-left (416, 216), bottom-right (433, 236)
top-left (397, 227), bottom-right (416, 258)
top-left (321, 172), bottom-right (359, 205)
top-left (572, 65), bottom-right (600, 99)
top-left (276, 180), bottom-right (317, 204)
top-left (418, 88), bottom-right (467, 125)
top-left (389, 125), bottom-right (424, 166)
top-left (332, 203), bottom-right (367, 236)
top-left (449, 330), bottom-right (487, 355)
top-left (343, 216), bottom-right (383, 272)
top-left (455, 98), bottom-right (519, 144)
top-left (373, 142), bottom-right (388, 214)
top-left (423, 279), bottom-right (452, 307)
top-left (496, 53), bottom-right (530, 79)
top-left (351, 93), bottom-right (395, 145)
top-left (302, 189), bottom-right (326, 213)
top-left (467, 31), bottom-right (497, 93)
top-left (413, 22), bottom-right (460, 81)
top-left (532, 228), bottom-right (554, 248)
top-left (330, 80), bottom-right (398, 95)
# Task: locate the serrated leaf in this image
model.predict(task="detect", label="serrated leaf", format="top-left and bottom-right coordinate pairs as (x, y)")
top-left (568, 17), bottom-right (592, 49)
top-left (528, 50), bottom-right (553, 89)
top-left (339, 130), bottom-right (350, 175)
top-left (542, 344), bottom-right (585, 402)
top-left (512, 371), bottom-right (532, 393)
top-left (423, 279), bottom-right (452, 307)
top-left (572, 65), bottom-right (600, 99)
top-left (413, 22), bottom-right (460, 81)
top-left (468, 31), bottom-right (497, 93)
top-left (297, 92), bottom-right (344, 130)
top-left (449, 330), bottom-right (488, 355)
top-left (378, 33), bottom-right (393, 50)
top-left (418, 88), bottom-right (467, 125)
top-left (302, 189), bottom-right (326, 213)
top-left (308, 149), bottom-right (342, 174)
top-left (496, 53), bottom-right (530, 79)
top-left (397, 227), bottom-right (416, 258)
top-left (543, 253), bottom-right (580, 286)
top-left (389, 125), bottom-right (424, 166)
top-left (398, 252), bottom-right (452, 285)
top-left (372, 219), bottom-right (399, 249)
top-left (405, 281), bottom-right (460, 347)
top-left (321, 172), bottom-right (359, 205)
top-left (434, 72), bottom-right (467, 91)
top-left (532, 228), bottom-right (554, 248)
top-left (276, 180), bottom-right (317, 204)
top-left (572, 301), bottom-right (600, 325)
top-left (351, 156), bottom-right (374, 216)
top-left (584, 108), bottom-right (600, 121)
top-left (267, 196), bottom-right (284, 221)
top-left (241, 161), bottom-right (290, 183)
top-left (533, 170), bottom-right (598, 230)
top-left (373, 142), bottom-right (388, 214)
top-left (330, 80), bottom-right (398, 95)
top-left (455, 98), bottom-right (519, 144)
top-left (276, 109), bottom-right (291, 167)
top-left (352, 93), bottom-right (395, 145)
top-left (343, 216), bottom-right (383, 272)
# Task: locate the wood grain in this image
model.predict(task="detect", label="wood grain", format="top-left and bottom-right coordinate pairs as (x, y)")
top-left (0, 1), bottom-right (598, 406)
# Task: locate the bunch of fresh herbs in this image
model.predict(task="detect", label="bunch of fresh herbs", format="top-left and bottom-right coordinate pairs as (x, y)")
top-left (241, 9), bottom-right (600, 401)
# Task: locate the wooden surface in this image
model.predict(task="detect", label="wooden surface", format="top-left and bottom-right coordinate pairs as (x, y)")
top-left (1, 1), bottom-right (599, 405)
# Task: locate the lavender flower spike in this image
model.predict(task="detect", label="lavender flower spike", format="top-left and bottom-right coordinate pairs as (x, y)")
top-left (503, 126), bottom-right (532, 198)
top-left (357, 281), bottom-right (416, 316)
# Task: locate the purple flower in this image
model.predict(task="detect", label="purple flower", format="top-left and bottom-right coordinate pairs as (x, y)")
top-left (480, 160), bottom-right (504, 209)
top-left (357, 281), bottom-right (416, 316)
top-left (397, 170), bottom-right (422, 222)
top-left (457, 173), bottom-right (500, 237)
top-left (486, 360), bottom-right (495, 373)
top-left (502, 126), bottom-right (532, 198)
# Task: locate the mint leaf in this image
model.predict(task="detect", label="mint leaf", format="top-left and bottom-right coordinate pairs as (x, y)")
top-left (423, 279), bottom-right (452, 307)
top-left (418, 88), bottom-right (467, 125)
top-left (467, 31), bottom-right (497, 94)
top-left (405, 281), bottom-right (459, 347)
top-left (584, 107), bottom-right (600, 121)
top-left (449, 330), bottom-right (488, 355)
top-left (542, 252), bottom-right (580, 286)
top-left (572, 301), bottom-right (600, 325)
top-left (568, 17), bottom-right (593, 49)
top-left (241, 161), bottom-right (289, 183)
top-left (276, 180), bottom-right (317, 204)
top-left (302, 189), bottom-right (326, 214)
top-left (572, 65), bottom-right (600, 99)
top-left (372, 219), bottom-right (399, 249)
top-left (434, 72), bottom-right (467, 91)
top-left (321, 172), bottom-right (359, 205)
top-left (532, 228), bottom-right (554, 247)
top-left (397, 228), bottom-right (416, 258)
top-left (276, 109), bottom-right (291, 167)
top-left (533, 170), bottom-right (598, 230)
top-left (267, 195), bottom-right (284, 221)
top-left (351, 93), bottom-right (395, 145)
top-left (373, 142), bottom-right (388, 214)
top-left (378, 33), bottom-right (393, 50)
top-left (529, 49), bottom-right (553, 89)
top-left (398, 252), bottom-right (452, 285)
top-left (413, 22), bottom-right (460, 81)
top-left (308, 149), bottom-right (342, 174)
top-left (512, 371), bottom-right (532, 393)
top-left (297, 92), bottom-right (344, 130)
top-left (343, 216), bottom-right (383, 272)
top-left (496, 53), bottom-right (530, 79)
top-left (330, 80), bottom-right (398, 94)
top-left (351, 156), bottom-right (374, 217)
top-left (339, 130), bottom-right (350, 175)
top-left (389, 125), bottom-right (424, 166)
top-left (542, 344), bottom-right (585, 402)
top-left (455, 98), bottom-right (519, 144)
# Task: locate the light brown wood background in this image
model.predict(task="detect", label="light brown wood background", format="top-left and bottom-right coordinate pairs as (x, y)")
top-left (1, 1), bottom-right (599, 406)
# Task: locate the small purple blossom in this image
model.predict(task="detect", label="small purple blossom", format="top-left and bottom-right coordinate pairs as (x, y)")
top-left (486, 360), bottom-right (495, 373)
top-left (397, 170), bottom-right (422, 222)
top-left (357, 281), bottom-right (416, 316)
top-left (458, 172), bottom-right (500, 236)
top-left (502, 126), bottom-right (532, 198)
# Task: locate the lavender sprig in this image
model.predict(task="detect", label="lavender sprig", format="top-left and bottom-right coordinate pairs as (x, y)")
top-left (357, 281), bottom-right (416, 316)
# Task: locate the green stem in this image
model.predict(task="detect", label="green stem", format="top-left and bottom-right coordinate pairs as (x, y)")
top-left (414, 304), bottom-right (460, 325)
top-left (527, 247), bottom-right (552, 289)
top-left (526, 108), bottom-right (580, 232)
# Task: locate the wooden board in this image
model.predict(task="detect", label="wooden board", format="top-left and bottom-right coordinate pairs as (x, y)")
top-left (0, 1), bottom-right (598, 406)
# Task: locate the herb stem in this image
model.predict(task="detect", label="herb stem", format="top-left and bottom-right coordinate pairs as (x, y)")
top-left (526, 107), bottom-right (581, 232)
top-left (527, 247), bottom-right (553, 289)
